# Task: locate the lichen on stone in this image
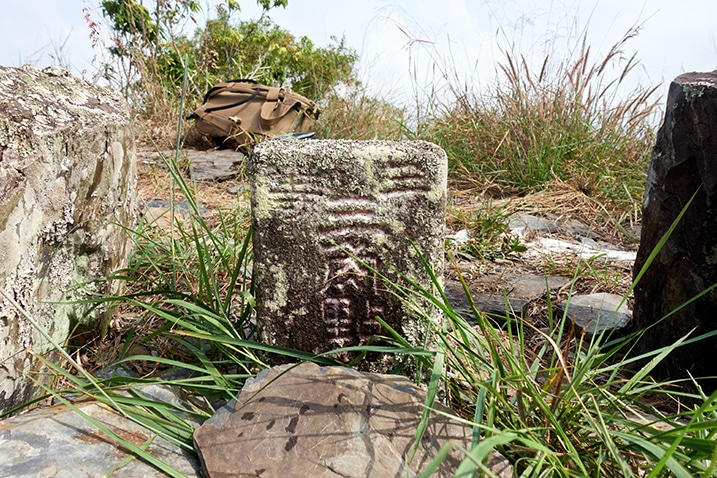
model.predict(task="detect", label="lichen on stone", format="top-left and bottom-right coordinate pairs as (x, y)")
top-left (0, 64), bottom-right (137, 413)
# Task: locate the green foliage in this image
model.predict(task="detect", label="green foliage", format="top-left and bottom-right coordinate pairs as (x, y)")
top-left (375, 236), bottom-right (717, 476)
top-left (94, 0), bottom-right (358, 145)
top-left (101, 0), bottom-right (157, 45)
top-left (447, 202), bottom-right (526, 260)
top-left (193, 8), bottom-right (357, 99)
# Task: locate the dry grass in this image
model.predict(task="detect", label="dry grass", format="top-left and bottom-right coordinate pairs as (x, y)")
top-left (421, 29), bottom-right (659, 219)
top-left (314, 85), bottom-right (408, 140)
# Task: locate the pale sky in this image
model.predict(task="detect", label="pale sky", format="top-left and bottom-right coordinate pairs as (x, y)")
top-left (0, 0), bottom-right (715, 112)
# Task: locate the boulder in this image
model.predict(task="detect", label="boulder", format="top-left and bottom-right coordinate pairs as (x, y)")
top-left (0, 65), bottom-right (136, 413)
top-left (632, 71), bottom-right (717, 389)
top-left (193, 362), bottom-right (513, 477)
top-left (250, 140), bottom-right (447, 365)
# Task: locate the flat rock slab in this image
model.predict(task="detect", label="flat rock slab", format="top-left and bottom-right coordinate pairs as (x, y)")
top-left (194, 362), bottom-right (512, 478)
top-left (445, 274), bottom-right (570, 318)
top-left (558, 292), bottom-right (631, 335)
top-left (509, 213), bottom-right (559, 236)
top-left (250, 140), bottom-right (447, 360)
top-left (0, 400), bottom-right (200, 478)
top-left (186, 149), bottom-right (246, 181)
top-left (136, 148), bottom-right (246, 181)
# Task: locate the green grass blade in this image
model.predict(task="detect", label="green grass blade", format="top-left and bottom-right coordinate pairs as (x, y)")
top-left (416, 442), bottom-right (453, 478)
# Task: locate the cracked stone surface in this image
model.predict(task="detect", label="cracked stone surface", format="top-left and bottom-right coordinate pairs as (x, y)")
top-left (0, 399), bottom-right (200, 478)
top-left (250, 140), bottom-right (447, 364)
top-left (193, 362), bottom-right (513, 478)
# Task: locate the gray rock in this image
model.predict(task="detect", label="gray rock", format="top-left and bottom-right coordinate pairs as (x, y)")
top-left (444, 274), bottom-right (570, 319)
top-left (193, 362), bottom-right (513, 478)
top-left (226, 184), bottom-right (248, 195)
top-left (250, 140), bottom-right (447, 364)
top-left (0, 65), bottom-right (136, 413)
top-left (144, 199), bottom-right (207, 216)
top-left (135, 148), bottom-right (245, 181)
top-left (142, 200), bottom-right (210, 231)
top-left (561, 217), bottom-right (593, 238)
top-left (632, 70), bottom-right (717, 390)
top-left (186, 149), bottom-right (246, 181)
top-left (509, 213), bottom-right (558, 237)
top-left (0, 399), bottom-right (200, 477)
top-left (558, 293), bottom-right (631, 336)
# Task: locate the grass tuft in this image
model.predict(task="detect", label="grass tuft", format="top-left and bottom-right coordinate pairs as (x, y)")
top-left (419, 29), bottom-right (659, 218)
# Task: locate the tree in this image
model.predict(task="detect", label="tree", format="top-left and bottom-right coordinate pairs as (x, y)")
top-left (193, 5), bottom-right (357, 100)
top-left (95, 0), bottom-right (357, 107)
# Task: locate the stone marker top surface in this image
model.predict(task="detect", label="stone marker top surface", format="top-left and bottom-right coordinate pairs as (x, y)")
top-left (0, 65), bottom-right (127, 137)
top-left (673, 70), bottom-right (717, 103)
top-left (674, 70), bottom-right (717, 85)
top-left (251, 139), bottom-right (447, 219)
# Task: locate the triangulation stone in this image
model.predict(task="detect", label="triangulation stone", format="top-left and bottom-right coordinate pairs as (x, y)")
top-left (250, 140), bottom-right (447, 363)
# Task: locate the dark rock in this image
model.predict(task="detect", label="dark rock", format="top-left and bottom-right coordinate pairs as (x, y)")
top-left (632, 71), bottom-right (717, 390)
top-left (193, 362), bottom-right (513, 478)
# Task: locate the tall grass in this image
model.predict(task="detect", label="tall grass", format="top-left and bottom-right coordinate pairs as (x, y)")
top-left (10, 131), bottom-right (717, 478)
top-left (314, 84), bottom-right (409, 140)
top-left (2, 149), bottom-right (352, 476)
top-left (381, 234), bottom-right (717, 476)
top-left (10, 183), bottom-right (717, 475)
top-left (419, 28), bottom-right (659, 214)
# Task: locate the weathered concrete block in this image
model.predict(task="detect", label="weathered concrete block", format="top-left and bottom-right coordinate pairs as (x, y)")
top-left (250, 140), bottom-right (446, 362)
top-left (632, 71), bottom-right (717, 390)
top-left (0, 65), bottom-right (136, 413)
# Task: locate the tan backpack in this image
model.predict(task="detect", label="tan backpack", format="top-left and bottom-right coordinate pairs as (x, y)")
top-left (188, 79), bottom-right (320, 149)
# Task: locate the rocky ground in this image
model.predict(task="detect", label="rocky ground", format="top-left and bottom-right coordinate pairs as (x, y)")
top-left (0, 145), bottom-right (642, 477)
top-left (131, 146), bottom-right (639, 357)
